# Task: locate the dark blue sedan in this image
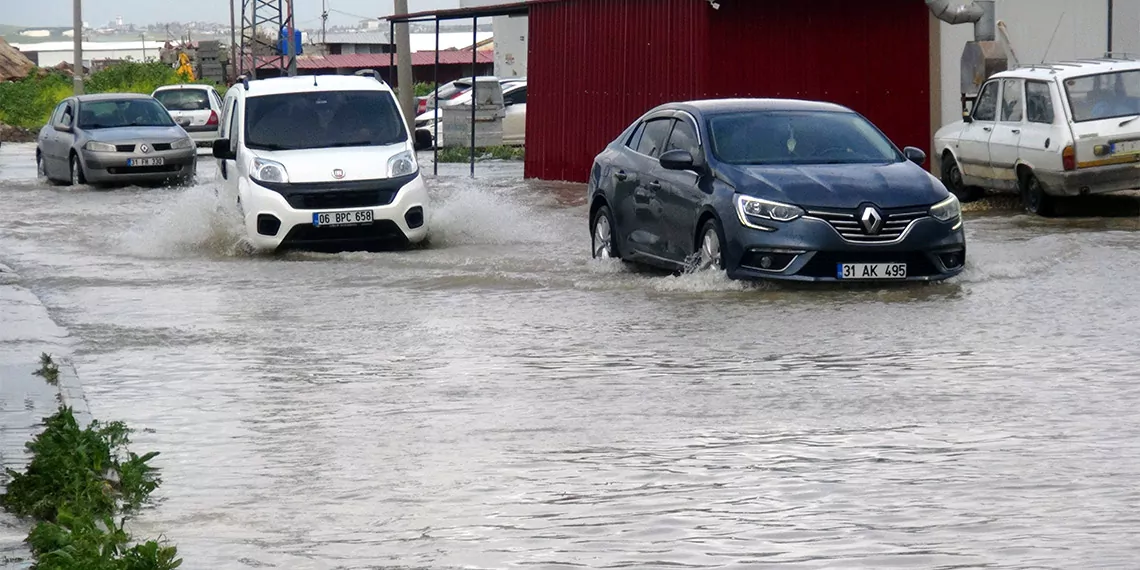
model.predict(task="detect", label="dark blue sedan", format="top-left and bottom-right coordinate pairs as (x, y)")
top-left (586, 99), bottom-right (966, 282)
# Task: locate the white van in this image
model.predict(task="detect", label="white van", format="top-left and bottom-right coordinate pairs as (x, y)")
top-left (212, 74), bottom-right (429, 252)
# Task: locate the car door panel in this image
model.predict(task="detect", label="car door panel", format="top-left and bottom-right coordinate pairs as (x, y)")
top-left (630, 118), bottom-right (675, 260)
top-left (652, 115), bottom-right (705, 262)
top-left (988, 78), bottom-right (1024, 191)
top-left (956, 80), bottom-right (1000, 185)
top-left (1018, 80), bottom-right (1065, 177)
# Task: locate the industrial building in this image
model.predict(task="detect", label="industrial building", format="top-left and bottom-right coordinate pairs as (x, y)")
top-left (396, 0), bottom-right (1140, 183)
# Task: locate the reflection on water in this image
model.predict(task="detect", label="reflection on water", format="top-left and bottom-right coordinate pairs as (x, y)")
top-left (2, 142), bottom-right (1140, 568)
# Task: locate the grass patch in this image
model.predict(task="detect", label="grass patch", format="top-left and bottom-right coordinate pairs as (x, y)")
top-left (0, 60), bottom-right (224, 130)
top-left (435, 145), bottom-right (525, 163)
top-left (1, 354), bottom-right (181, 569)
top-left (33, 353), bottom-right (60, 386)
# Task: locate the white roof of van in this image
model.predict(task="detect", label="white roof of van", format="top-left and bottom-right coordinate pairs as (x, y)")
top-left (234, 75), bottom-right (392, 97)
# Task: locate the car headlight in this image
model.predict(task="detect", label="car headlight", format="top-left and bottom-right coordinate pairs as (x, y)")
top-left (170, 138), bottom-right (193, 150)
top-left (736, 194), bottom-right (804, 223)
top-left (387, 150), bottom-right (416, 178)
top-left (251, 157), bottom-right (288, 184)
top-left (930, 194), bottom-right (961, 222)
top-left (84, 141), bottom-right (116, 152)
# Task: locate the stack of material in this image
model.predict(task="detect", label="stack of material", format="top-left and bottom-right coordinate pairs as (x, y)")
top-left (197, 41), bottom-right (226, 84)
top-left (0, 37), bottom-right (35, 82)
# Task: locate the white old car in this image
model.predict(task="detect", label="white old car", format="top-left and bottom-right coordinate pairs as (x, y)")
top-left (935, 58), bottom-right (1140, 216)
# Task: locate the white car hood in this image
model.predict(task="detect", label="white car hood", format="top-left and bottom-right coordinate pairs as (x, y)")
top-left (249, 143), bottom-right (411, 183)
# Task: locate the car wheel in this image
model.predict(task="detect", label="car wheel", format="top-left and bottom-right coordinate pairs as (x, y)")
top-left (591, 204), bottom-right (619, 259)
top-left (69, 153), bottom-right (86, 186)
top-left (697, 218), bottom-right (726, 272)
top-left (1020, 170), bottom-right (1056, 217)
top-left (941, 154), bottom-right (984, 203)
top-left (36, 151), bottom-right (50, 184)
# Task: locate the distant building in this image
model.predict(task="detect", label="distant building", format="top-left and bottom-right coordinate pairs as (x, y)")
top-left (8, 40), bottom-right (167, 68)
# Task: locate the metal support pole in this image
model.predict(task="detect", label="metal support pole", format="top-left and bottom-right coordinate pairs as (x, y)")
top-left (1108, 0), bottom-right (1115, 54)
top-left (229, 0), bottom-right (238, 82)
top-left (470, 17), bottom-right (477, 178)
top-left (433, 17), bottom-right (440, 176)
top-left (286, 0), bottom-right (296, 76)
top-left (72, 0), bottom-right (83, 94)
top-left (388, 20), bottom-right (395, 85)
top-left (395, 0), bottom-right (415, 133)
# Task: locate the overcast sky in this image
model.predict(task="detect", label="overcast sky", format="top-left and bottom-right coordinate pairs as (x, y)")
top-left (3, 0), bottom-right (463, 28)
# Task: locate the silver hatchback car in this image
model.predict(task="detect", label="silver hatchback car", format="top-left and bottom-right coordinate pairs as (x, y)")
top-left (36, 93), bottom-right (197, 187)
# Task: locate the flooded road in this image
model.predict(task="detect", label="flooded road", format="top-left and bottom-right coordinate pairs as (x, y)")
top-left (3, 141), bottom-right (1140, 569)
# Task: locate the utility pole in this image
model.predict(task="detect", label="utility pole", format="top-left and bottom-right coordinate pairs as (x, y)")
top-left (286, 0), bottom-right (297, 76)
top-left (321, 0), bottom-right (328, 45)
top-left (394, 0), bottom-right (415, 132)
top-left (72, 0), bottom-right (83, 94)
top-left (229, 0), bottom-right (238, 81)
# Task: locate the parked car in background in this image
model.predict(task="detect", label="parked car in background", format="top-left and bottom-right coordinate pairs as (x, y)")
top-left (151, 84), bottom-right (223, 148)
top-left (588, 99), bottom-right (966, 283)
top-left (36, 93), bottom-right (197, 187)
top-left (935, 57), bottom-right (1140, 216)
top-left (212, 74), bottom-right (429, 253)
top-left (414, 79), bottom-right (526, 149)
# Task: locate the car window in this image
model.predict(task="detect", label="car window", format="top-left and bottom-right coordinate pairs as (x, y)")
top-left (973, 81), bottom-right (999, 122)
top-left (227, 100), bottom-right (239, 152)
top-left (1026, 81), bottom-right (1055, 124)
top-left (50, 102), bottom-right (68, 126)
top-left (60, 103), bottom-right (74, 128)
top-left (77, 99), bottom-right (174, 129)
top-left (505, 86), bottom-right (527, 105)
top-left (664, 117), bottom-right (699, 156)
top-left (1064, 69), bottom-right (1140, 122)
top-left (626, 121), bottom-right (646, 150)
top-left (154, 89), bottom-right (211, 111)
top-left (636, 118), bottom-right (675, 158)
top-left (707, 110), bottom-right (903, 165)
top-left (244, 90), bottom-right (407, 150)
top-left (1001, 79), bottom-right (1023, 122)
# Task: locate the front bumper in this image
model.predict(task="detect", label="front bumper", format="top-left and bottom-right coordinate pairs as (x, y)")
top-left (1036, 161), bottom-right (1140, 196)
top-left (724, 215), bottom-right (966, 283)
top-left (242, 172), bottom-right (430, 252)
top-left (79, 148), bottom-right (197, 183)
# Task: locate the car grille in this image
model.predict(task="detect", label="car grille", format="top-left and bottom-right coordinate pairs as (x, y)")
top-left (798, 250), bottom-right (941, 278)
top-left (805, 206), bottom-right (930, 244)
top-left (113, 143), bottom-right (173, 152)
top-left (255, 173), bottom-right (418, 211)
top-left (278, 219), bottom-right (409, 251)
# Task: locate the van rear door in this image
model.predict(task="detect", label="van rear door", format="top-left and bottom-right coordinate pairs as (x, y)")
top-left (1061, 69), bottom-right (1140, 169)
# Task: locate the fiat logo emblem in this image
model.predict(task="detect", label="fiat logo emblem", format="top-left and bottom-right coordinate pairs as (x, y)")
top-left (140, 144), bottom-right (151, 154)
top-left (332, 169), bottom-right (345, 179)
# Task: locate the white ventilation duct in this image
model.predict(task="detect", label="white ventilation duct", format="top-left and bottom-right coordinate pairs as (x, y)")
top-left (926, 0), bottom-right (996, 41)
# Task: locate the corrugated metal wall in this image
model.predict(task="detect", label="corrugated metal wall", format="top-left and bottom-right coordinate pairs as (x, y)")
top-left (525, 0), bottom-right (932, 182)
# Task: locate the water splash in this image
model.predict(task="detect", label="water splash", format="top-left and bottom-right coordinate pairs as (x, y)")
top-left (425, 180), bottom-right (575, 246)
top-left (114, 182), bottom-right (249, 259)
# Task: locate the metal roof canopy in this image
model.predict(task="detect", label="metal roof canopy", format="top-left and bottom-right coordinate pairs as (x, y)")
top-left (385, 1), bottom-right (530, 24)
top-left (385, 1), bottom-right (530, 177)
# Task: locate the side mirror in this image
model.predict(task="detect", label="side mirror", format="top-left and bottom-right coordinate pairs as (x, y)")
top-left (963, 114), bottom-right (974, 124)
top-left (903, 146), bottom-right (927, 165)
top-left (413, 129), bottom-right (433, 151)
top-left (659, 149), bottom-right (697, 171)
top-left (54, 123), bottom-right (72, 133)
top-left (212, 139), bottom-right (235, 160)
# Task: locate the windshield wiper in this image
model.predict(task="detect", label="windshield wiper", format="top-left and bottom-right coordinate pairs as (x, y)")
top-left (1120, 115), bottom-right (1140, 127)
top-left (326, 141), bottom-right (373, 148)
top-left (247, 142), bottom-right (295, 151)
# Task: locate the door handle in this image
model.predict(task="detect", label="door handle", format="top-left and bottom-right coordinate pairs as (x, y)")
top-left (614, 170), bottom-right (628, 181)
top-left (647, 181), bottom-right (662, 191)
top-left (983, 127), bottom-right (992, 132)
top-left (1011, 129), bottom-right (1021, 134)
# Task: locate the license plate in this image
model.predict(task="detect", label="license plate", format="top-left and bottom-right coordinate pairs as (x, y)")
top-left (313, 209), bottom-right (373, 227)
top-left (1111, 140), bottom-right (1140, 154)
top-left (127, 157), bottom-right (164, 167)
top-left (837, 263), bottom-right (907, 280)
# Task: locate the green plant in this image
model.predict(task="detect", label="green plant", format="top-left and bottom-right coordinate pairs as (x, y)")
top-left (436, 145), bottom-right (525, 163)
top-left (413, 82), bottom-right (438, 97)
top-left (34, 353), bottom-right (60, 386)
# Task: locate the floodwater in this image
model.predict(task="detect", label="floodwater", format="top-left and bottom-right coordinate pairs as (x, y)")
top-left (2, 141), bottom-right (1140, 569)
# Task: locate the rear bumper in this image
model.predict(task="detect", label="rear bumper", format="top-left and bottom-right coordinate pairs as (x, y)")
top-left (1037, 162), bottom-right (1140, 196)
top-left (79, 149), bottom-right (197, 183)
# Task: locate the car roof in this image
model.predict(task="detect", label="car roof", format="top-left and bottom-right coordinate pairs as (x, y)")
top-left (153, 84), bottom-right (214, 91)
top-left (237, 74), bottom-right (393, 97)
top-left (664, 98), bottom-right (854, 116)
top-left (74, 93), bottom-right (154, 103)
top-left (994, 57), bottom-right (1140, 81)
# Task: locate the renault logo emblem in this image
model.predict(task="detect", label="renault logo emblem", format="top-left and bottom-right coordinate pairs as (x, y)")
top-left (140, 144), bottom-right (151, 154)
top-left (332, 169), bottom-right (345, 179)
top-left (859, 205), bottom-right (884, 235)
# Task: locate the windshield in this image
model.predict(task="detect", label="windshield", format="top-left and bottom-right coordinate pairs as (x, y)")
top-left (154, 89), bottom-right (211, 111)
top-left (245, 90), bottom-right (408, 151)
top-left (708, 110), bottom-right (904, 165)
top-left (77, 99), bottom-right (176, 129)
top-left (1064, 70), bottom-right (1140, 122)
